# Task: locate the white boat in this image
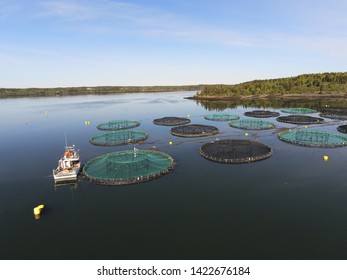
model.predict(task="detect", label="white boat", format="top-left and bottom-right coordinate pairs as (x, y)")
top-left (53, 145), bottom-right (81, 182)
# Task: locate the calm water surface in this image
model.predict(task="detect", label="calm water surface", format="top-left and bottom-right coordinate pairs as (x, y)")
top-left (1, 91), bottom-right (347, 260)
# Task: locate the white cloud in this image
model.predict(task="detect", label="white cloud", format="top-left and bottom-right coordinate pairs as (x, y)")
top-left (36, 0), bottom-right (101, 20)
top-left (33, 0), bottom-right (347, 59)
top-left (34, 0), bottom-right (256, 47)
top-left (0, 53), bottom-right (21, 63)
top-left (258, 30), bottom-right (347, 59)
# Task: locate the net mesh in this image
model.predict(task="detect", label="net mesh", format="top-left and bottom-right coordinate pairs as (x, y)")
top-left (153, 116), bottom-right (190, 126)
top-left (204, 113), bottom-right (240, 121)
top-left (82, 149), bottom-right (175, 185)
top-left (229, 119), bottom-right (275, 130)
top-left (244, 110), bottom-right (280, 118)
top-left (97, 120), bottom-right (140, 131)
top-left (89, 130), bottom-right (148, 146)
top-left (276, 115), bottom-right (324, 125)
top-left (278, 129), bottom-right (347, 148)
top-left (280, 108), bottom-right (317, 114)
top-left (171, 124), bottom-right (219, 137)
top-left (200, 139), bottom-right (272, 163)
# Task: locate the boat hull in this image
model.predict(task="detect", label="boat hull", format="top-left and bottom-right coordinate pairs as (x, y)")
top-left (53, 167), bottom-right (80, 182)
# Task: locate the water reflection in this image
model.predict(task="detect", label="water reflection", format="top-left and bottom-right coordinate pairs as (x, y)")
top-left (54, 181), bottom-right (79, 189)
top-left (54, 181), bottom-right (83, 202)
top-left (194, 98), bottom-right (347, 111)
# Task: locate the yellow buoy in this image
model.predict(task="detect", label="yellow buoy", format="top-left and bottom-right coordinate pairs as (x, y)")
top-left (169, 141), bottom-right (173, 145)
top-left (33, 204), bottom-right (45, 219)
top-left (244, 132), bottom-right (249, 136)
top-left (33, 207), bottom-right (41, 215)
top-left (323, 155), bottom-right (329, 161)
top-left (304, 125), bottom-right (308, 128)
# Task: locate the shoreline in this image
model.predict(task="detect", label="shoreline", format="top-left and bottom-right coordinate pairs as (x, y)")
top-left (0, 85), bottom-right (202, 99)
top-left (1, 88), bottom-right (347, 100)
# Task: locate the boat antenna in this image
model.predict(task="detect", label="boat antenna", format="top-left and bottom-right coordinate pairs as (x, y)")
top-left (65, 132), bottom-right (68, 147)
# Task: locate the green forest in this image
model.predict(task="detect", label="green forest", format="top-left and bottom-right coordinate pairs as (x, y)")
top-left (197, 72), bottom-right (347, 97)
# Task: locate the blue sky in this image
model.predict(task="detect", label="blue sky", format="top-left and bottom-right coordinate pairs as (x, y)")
top-left (1, 0), bottom-right (347, 87)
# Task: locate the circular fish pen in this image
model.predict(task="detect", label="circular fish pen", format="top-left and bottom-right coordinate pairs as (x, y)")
top-left (229, 119), bottom-right (275, 130)
top-left (280, 108), bottom-right (317, 114)
top-left (97, 120), bottom-right (140, 131)
top-left (320, 112), bottom-right (347, 120)
top-left (82, 149), bottom-right (175, 185)
top-left (153, 116), bottom-right (191, 126)
top-left (200, 139), bottom-right (272, 164)
top-left (89, 130), bottom-right (148, 146)
top-left (244, 110), bottom-right (280, 118)
top-left (278, 129), bottom-right (347, 148)
top-left (276, 115), bottom-right (324, 125)
top-left (171, 124), bottom-right (218, 137)
top-left (319, 110), bottom-right (347, 120)
top-left (204, 113), bottom-right (240, 121)
top-left (337, 125), bottom-right (347, 134)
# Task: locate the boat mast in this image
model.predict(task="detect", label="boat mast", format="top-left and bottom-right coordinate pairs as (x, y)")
top-left (65, 132), bottom-right (68, 147)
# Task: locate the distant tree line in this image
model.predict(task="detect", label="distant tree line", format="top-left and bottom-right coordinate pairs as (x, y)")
top-left (198, 72), bottom-right (347, 97)
top-left (0, 85), bottom-right (203, 98)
